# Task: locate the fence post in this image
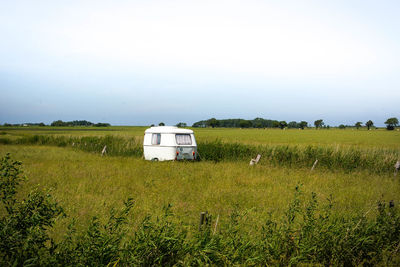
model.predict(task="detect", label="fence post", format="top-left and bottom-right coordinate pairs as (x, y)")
top-left (199, 212), bottom-right (206, 231)
top-left (394, 161), bottom-right (400, 177)
top-left (311, 159), bottom-right (318, 171)
top-left (101, 145), bottom-right (107, 156)
top-left (213, 214), bottom-right (220, 235)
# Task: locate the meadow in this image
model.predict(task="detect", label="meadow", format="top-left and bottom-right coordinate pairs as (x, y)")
top-left (0, 126), bottom-right (400, 265)
top-left (2, 126), bottom-right (400, 148)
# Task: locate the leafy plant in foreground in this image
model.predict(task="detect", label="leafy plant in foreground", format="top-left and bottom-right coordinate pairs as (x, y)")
top-left (55, 198), bottom-right (134, 266)
top-left (123, 204), bottom-right (187, 266)
top-left (0, 153), bottom-right (64, 266)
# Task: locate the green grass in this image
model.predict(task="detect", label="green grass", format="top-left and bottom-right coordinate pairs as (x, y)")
top-left (1, 132), bottom-right (398, 174)
top-left (1, 145), bottom-right (399, 237)
top-left (1, 127), bottom-right (400, 265)
top-left (194, 127), bottom-right (400, 148)
top-left (1, 126), bottom-right (400, 148)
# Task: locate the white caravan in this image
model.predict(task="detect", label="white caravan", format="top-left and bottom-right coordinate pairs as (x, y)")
top-left (143, 126), bottom-right (197, 161)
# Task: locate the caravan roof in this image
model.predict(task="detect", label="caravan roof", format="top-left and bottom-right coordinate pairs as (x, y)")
top-left (145, 126), bottom-right (193, 134)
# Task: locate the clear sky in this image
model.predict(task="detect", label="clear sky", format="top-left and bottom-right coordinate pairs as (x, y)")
top-left (0, 0), bottom-right (399, 126)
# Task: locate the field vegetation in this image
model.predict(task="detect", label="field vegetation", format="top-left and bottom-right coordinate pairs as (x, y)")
top-left (0, 126), bottom-right (400, 265)
top-left (1, 126), bottom-right (399, 147)
top-left (1, 127), bottom-right (399, 174)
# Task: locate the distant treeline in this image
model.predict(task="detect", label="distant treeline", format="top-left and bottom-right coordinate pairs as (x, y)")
top-left (50, 120), bottom-right (111, 127)
top-left (192, 117), bottom-right (399, 130)
top-left (1, 120), bottom-right (111, 127)
top-left (2, 122), bottom-right (47, 127)
top-left (192, 118), bottom-right (308, 129)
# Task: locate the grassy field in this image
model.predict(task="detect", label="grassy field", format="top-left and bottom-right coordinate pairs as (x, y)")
top-left (1, 127), bottom-right (399, 227)
top-left (2, 126), bottom-right (400, 148)
top-left (1, 127), bottom-right (399, 174)
top-left (1, 127), bottom-right (400, 265)
top-left (1, 144), bottom-right (399, 231)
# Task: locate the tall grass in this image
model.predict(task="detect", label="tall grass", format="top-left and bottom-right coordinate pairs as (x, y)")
top-left (199, 140), bottom-right (399, 174)
top-left (1, 135), bottom-right (398, 174)
top-left (1, 154), bottom-right (400, 266)
top-left (0, 135), bottom-right (143, 157)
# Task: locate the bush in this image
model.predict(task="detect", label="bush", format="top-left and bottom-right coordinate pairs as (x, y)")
top-left (55, 199), bottom-right (134, 266)
top-left (123, 204), bottom-right (187, 266)
top-left (0, 153), bottom-right (64, 266)
top-left (387, 125), bottom-right (395, 130)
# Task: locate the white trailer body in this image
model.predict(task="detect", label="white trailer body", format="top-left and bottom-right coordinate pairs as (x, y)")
top-left (143, 126), bottom-right (197, 161)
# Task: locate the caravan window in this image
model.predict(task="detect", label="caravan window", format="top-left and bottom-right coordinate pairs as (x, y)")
top-left (151, 133), bottom-right (161, 145)
top-left (175, 134), bottom-right (192, 145)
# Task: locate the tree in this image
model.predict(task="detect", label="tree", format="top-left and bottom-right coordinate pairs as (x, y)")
top-left (339, 124), bottom-right (346, 129)
top-left (239, 120), bottom-right (252, 128)
top-left (50, 120), bottom-right (99, 127)
top-left (272, 121), bottom-right (280, 128)
top-left (314, 119), bottom-right (324, 129)
top-left (176, 122), bottom-right (187, 128)
top-left (253, 122), bottom-right (263, 128)
top-left (192, 121), bottom-right (206, 127)
top-left (385, 117), bottom-right (398, 130)
top-left (288, 121), bottom-right (298, 129)
top-left (51, 120), bottom-right (66, 127)
top-left (355, 122), bottom-right (362, 129)
top-left (253, 118), bottom-right (264, 128)
top-left (70, 120), bottom-right (93, 126)
top-left (207, 118), bottom-right (218, 128)
top-left (158, 122), bottom-right (165, 126)
top-left (365, 120), bottom-right (374, 130)
top-left (94, 123), bottom-right (111, 127)
top-left (299, 121), bottom-right (308, 130)
top-left (278, 121), bottom-right (287, 129)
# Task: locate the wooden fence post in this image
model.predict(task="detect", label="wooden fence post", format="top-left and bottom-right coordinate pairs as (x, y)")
top-left (199, 211), bottom-right (207, 231)
top-left (213, 215), bottom-right (220, 235)
top-left (394, 161), bottom-right (400, 177)
top-left (311, 159), bottom-right (318, 171)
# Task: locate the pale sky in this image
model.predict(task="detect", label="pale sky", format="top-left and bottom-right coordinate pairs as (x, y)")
top-left (0, 0), bottom-right (399, 126)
